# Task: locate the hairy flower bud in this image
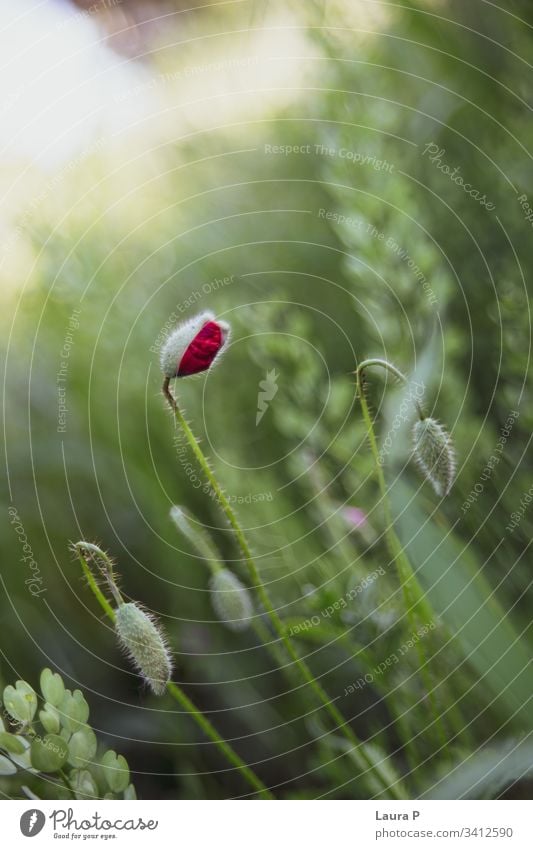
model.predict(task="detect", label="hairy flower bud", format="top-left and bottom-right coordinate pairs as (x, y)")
top-left (115, 603), bottom-right (172, 695)
top-left (209, 569), bottom-right (253, 632)
top-left (160, 311), bottom-right (230, 379)
top-left (413, 417), bottom-right (456, 497)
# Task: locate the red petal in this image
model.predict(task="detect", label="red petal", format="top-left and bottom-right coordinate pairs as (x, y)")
top-left (178, 320), bottom-right (224, 377)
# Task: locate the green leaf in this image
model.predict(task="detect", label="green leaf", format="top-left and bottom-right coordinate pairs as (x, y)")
top-left (101, 750), bottom-right (130, 793)
top-left (68, 727), bottom-right (97, 769)
top-left (0, 731), bottom-right (26, 755)
top-left (390, 478), bottom-right (533, 730)
top-left (3, 681), bottom-right (38, 723)
top-left (123, 783), bottom-right (137, 800)
top-left (40, 669), bottom-right (65, 707)
top-left (422, 739), bottom-right (533, 799)
top-left (59, 689), bottom-right (90, 733)
top-left (30, 734), bottom-right (69, 773)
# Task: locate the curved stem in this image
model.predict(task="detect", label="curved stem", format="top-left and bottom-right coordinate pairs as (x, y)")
top-left (74, 542), bottom-right (123, 607)
top-left (58, 768), bottom-right (75, 799)
top-left (74, 543), bottom-right (273, 800)
top-left (74, 544), bottom-right (117, 620)
top-left (355, 367), bottom-right (446, 749)
top-left (357, 359), bottom-right (425, 420)
top-left (163, 379), bottom-right (404, 799)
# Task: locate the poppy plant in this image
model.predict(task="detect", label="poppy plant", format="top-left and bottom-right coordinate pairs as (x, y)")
top-left (160, 310), bottom-right (230, 409)
top-left (160, 311), bottom-right (230, 379)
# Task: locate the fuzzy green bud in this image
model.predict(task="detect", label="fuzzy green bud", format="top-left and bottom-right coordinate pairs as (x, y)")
top-left (413, 417), bottom-right (456, 497)
top-left (115, 602), bottom-right (172, 696)
top-left (209, 569), bottom-right (253, 632)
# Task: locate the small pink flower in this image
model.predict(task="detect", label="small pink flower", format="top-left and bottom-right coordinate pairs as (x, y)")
top-left (342, 507), bottom-right (367, 529)
top-left (160, 311), bottom-right (230, 379)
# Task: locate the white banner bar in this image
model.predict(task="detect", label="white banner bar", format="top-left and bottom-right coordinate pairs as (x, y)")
top-left (2, 800), bottom-right (531, 848)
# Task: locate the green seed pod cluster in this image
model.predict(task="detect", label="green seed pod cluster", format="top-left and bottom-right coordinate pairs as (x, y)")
top-left (412, 417), bottom-right (456, 497)
top-left (0, 669), bottom-right (135, 800)
top-left (115, 602), bottom-right (173, 696)
top-left (209, 569), bottom-right (254, 632)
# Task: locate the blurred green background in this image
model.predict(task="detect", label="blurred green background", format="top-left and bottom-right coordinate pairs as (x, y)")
top-left (1, 0), bottom-right (532, 799)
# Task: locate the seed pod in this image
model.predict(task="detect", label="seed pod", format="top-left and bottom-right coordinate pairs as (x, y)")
top-left (412, 417), bottom-right (456, 497)
top-left (59, 689), bottom-right (90, 733)
top-left (209, 569), bottom-right (253, 632)
top-left (70, 768), bottom-right (99, 800)
top-left (160, 311), bottom-right (230, 379)
top-left (3, 681), bottom-right (38, 724)
top-left (30, 734), bottom-right (69, 773)
top-left (115, 603), bottom-right (172, 695)
top-left (40, 669), bottom-right (65, 707)
top-left (101, 750), bottom-right (130, 794)
top-left (68, 727), bottom-right (98, 769)
top-left (39, 703), bottom-right (61, 735)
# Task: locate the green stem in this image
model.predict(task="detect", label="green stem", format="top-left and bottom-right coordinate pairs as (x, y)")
top-left (165, 683), bottom-right (273, 800)
top-left (355, 365), bottom-right (446, 749)
top-left (169, 506), bottom-right (289, 673)
top-left (163, 379), bottom-right (404, 799)
top-left (59, 768), bottom-right (75, 799)
top-left (74, 544), bottom-right (273, 800)
top-left (354, 367), bottom-right (433, 620)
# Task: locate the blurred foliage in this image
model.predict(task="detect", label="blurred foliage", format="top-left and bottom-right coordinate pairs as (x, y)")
top-left (1, 0), bottom-right (532, 799)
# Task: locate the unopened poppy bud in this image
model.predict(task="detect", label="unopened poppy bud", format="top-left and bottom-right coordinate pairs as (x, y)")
top-left (209, 569), bottom-right (253, 632)
top-left (115, 603), bottom-right (172, 696)
top-left (160, 311), bottom-right (230, 379)
top-left (413, 417), bottom-right (456, 497)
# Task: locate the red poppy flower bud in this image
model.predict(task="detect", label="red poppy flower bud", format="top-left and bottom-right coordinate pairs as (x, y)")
top-left (160, 311), bottom-right (230, 379)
